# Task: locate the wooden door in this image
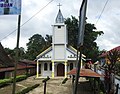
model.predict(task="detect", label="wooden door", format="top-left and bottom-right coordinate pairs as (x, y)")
top-left (57, 63), bottom-right (65, 76)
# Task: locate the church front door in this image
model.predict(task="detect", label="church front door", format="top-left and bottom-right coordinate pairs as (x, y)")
top-left (57, 63), bottom-right (65, 76)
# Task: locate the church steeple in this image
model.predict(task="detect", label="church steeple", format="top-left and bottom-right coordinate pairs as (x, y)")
top-left (55, 3), bottom-right (64, 23)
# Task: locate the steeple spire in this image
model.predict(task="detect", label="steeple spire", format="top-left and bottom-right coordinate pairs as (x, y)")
top-left (55, 3), bottom-right (64, 23)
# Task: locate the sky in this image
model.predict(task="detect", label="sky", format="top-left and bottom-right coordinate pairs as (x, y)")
top-left (0, 0), bottom-right (120, 51)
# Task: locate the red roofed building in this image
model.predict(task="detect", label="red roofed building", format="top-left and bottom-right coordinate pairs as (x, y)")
top-left (99, 46), bottom-right (120, 66)
top-left (0, 43), bottom-right (36, 79)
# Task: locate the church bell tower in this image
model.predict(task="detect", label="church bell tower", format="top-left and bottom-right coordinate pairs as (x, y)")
top-left (52, 4), bottom-right (67, 60)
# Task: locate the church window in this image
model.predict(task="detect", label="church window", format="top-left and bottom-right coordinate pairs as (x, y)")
top-left (44, 63), bottom-right (48, 71)
top-left (70, 63), bottom-right (73, 70)
top-left (58, 26), bottom-right (61, 28)
top-left (50, 63), bottom-right (52, 71)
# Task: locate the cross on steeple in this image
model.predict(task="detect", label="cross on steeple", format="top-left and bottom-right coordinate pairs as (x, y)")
top-left (57, 3), bottom-right (62, 9)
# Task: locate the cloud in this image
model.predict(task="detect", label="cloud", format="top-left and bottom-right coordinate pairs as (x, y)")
top-left (0, 0), bottom-right (120, 51)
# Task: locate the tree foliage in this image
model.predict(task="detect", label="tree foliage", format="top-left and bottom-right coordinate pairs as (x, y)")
top-left (4, 47), bottom-right (25, 60)
top-left (25, 34), bottom-right (45, 60)
top-left (65, 16), bottom-right (78, 49)
top-left (103, 49), bottom-right (120, 93)
top-left (25, 34), bottom-right (52, 60)
top-left (106, 49), bottom-right (120, 72)
top-left (65, 16), bottom-right (104, 62)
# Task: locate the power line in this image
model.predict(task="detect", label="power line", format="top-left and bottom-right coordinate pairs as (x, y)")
top-left (0, 0), bottom-right (54, 42)
top-left (95, 0), bottom-right (110, 25)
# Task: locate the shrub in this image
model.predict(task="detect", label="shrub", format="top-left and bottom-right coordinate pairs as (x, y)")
top-left (16, 75), bottom-right (27, 82)
top-left (0, 79), bottom-right (12, 87)
top-left (16, 84), bottom-right (40, 94)
top-left (0, 75), bottom-right (27, 87)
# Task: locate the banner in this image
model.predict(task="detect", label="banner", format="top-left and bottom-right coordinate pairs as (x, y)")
top-left (0, 0), bottom-right (21, 15)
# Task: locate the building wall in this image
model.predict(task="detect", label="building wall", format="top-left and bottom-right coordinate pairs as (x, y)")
top-left (40, 61), bottom-right (76, 77)
top-left (54, 45), bottom-right (65, 60)
top-left (67, 62), bottom-right (76, 72)
top-left (53, 25), bottom-right (66, 44)
top-left (5, 71), bottom-right (13, 78)
top-left (3, 67), bottom-right (36, 79)
top-left (41, 62), bottom-right (52, 77)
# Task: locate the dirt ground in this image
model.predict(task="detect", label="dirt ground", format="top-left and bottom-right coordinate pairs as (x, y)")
top-left (28, 77), bottom-right (72, 94)
top-left (0, 76), bottom-right (93, 94)
top-left (0, 76), bottom-right (72, 94)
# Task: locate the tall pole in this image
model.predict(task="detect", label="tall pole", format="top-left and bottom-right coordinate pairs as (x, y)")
top-left (73, 0), bottom-right (87, 93)
top-left (12, 14), bottom-right (21, 94)
top-left (73, 47), bottom-right (82, 94)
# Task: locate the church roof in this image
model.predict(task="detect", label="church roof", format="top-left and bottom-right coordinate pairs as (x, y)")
top-left (36, 45), bottom-right (86, 61)
top-left (55, 9), bottom-right (64, 23)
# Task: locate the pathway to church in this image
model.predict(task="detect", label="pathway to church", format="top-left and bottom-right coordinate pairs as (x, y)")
top-left (0, 76), bottom-right (93, 94)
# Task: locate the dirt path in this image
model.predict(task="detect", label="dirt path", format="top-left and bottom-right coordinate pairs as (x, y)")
top-left (0, 76), bottom-right (93, 94)
top-left (0, 77), bottom-right (72, 94)
top-left (28, 78), bottom-right (72, 94)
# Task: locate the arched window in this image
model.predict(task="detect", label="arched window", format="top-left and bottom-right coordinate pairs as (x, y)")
top-left (70, 63), bottom-right (73, 70)
top-left (50, 63), bottom-right (52, 71)
top-left (44, 63), bottom-right (48, 71)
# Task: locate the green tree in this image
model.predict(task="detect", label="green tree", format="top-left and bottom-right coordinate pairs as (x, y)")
top-left (65, 16), bottom-right (78, 49)
top-left (65, 16), bottom-right (103, 62)
top-left (4, 47), bottom-right (15, 58)
top-left (25, 34), bottom-right (46, 60)
top-left (45, 34), bottom-right (52, 49)
top-left (4, 47), bottom-right (25, 60)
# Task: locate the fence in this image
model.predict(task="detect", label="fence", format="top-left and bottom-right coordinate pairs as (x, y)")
top-left (92, 67), bottom-right (120, 94)
top-left (115, 76), bottom-right (120, 94)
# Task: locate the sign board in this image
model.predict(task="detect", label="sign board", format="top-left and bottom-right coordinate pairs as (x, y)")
top-left (77, 0), bottom-right (87, 47)
top-left (0, 0), bottom-right (21, 15)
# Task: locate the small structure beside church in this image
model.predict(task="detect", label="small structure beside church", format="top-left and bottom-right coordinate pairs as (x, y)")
top-left (36, 6), bottom-right (85, 78)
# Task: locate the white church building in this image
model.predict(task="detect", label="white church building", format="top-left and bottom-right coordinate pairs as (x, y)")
top-left (36, 7), bottom-right (85, 78)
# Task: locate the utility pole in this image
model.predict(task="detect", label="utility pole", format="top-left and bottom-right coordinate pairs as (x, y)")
top-left (12, 14), bottom-right (21, 94)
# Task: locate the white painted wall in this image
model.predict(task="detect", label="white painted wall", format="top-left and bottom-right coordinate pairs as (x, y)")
top-left (41, 62), bottom-right (52, 77)
top-left (54, 26), bottom-right (65, 44)
top-left (54, 45), bottom-right (65, 60)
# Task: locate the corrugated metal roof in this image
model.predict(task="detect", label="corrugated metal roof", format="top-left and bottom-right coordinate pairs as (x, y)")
top-left (68, 68), bottom-right (103, 78)
top-left (0, 64), bottom-right (35, 72)
top-left (100, 46), bottom-right (120, 57)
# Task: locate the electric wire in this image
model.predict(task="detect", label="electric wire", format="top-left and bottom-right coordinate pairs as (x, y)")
top-left (0, 0), bottom-right (54, 42)
top-left (95, 0), bottom-right (110, 25)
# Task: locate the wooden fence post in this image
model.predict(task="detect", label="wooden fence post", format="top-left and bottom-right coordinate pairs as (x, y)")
top-left (115, 84), bottom-right (119, 94)
top-left (42, 76), bottom-right (50, 94)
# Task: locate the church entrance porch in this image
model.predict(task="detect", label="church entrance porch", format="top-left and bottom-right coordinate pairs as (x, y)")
top-left (57, 63), bottom-right (65, 76)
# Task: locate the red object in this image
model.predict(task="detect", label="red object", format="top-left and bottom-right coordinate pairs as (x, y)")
top-left (68, 68), bottom-right (103, 78)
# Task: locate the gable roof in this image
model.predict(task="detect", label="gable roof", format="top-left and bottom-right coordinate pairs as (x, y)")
top-left (0, 43), bottom-right (14, 67)
top-left (36, 45), bottom-right (86, 61)
top-left (100, 46), bottom-right (120, 57)
top-left (36, 46), bottom-right (52, 59)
